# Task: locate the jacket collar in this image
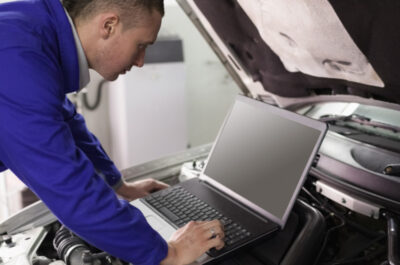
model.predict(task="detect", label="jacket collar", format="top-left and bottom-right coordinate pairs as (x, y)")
top-left (44, 0), bottom-right (79, 94)
top-left (65, 10), bottom-right (90, 90)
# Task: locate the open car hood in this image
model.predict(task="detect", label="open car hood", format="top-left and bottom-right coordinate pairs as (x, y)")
top-left (177, 0), bottom-right (400, 211)
top-left (177, 0), bottom-right (400, 111)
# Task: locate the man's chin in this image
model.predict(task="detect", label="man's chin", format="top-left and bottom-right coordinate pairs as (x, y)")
top-left (103, 73), bottom-right (119, 82)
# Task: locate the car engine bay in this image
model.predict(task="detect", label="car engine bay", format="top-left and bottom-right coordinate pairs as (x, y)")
top-left (1, 142), bottom-right (398, 265)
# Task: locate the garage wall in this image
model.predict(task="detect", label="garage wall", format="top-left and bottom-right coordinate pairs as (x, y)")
top-left (160, 1), bottom-right (240, 148)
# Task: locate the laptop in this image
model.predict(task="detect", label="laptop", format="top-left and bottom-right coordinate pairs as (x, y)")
top-left (131, 94), bottom-right (327, 264)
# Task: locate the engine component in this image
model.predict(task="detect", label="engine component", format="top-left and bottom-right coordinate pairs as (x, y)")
top-left (0, 227), bottom-right (48, 265)
top-left (316, 180), bottom-right (381, 219)
top-left (52, 226), bottom-right (127, 265)
top-left (52, 226), bottom-right (90, 265)
top-left (3, 235), bottom-right (15, 248)
top-left (384, 212), bottom-right (400, 265)
top-left (31, 256), bottom-right (52, 265)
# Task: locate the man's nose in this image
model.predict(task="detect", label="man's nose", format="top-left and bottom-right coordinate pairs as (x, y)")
top-left (134, 50), bottom-right (146, 68)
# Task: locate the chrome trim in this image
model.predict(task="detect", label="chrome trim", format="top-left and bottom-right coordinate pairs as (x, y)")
top-left (316, 181), bottom-right (381, 219)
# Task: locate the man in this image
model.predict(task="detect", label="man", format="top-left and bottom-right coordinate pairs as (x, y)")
top-left (0, 0), bottom-right (224, 264)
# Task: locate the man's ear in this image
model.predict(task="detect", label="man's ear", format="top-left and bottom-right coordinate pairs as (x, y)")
top-left (100, 13), bottom-right (120, 39)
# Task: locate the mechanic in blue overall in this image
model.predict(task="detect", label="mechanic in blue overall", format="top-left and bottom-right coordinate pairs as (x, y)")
top-left (0, 0), bottom-right (225, 264)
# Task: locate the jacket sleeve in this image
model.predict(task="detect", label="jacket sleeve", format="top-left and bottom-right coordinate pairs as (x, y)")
top-left (0, 47), bottom-right (168, 264)
top-left (63, 98), bottom-right (122, 189)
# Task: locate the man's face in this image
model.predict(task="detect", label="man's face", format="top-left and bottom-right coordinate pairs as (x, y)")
top-left (93, 11), bottom-right (162, 81)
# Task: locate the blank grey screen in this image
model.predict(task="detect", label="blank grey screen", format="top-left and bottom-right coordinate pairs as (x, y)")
top-left (204, 100), bottom-right (321, 220)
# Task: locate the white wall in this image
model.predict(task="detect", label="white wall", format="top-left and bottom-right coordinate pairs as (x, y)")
top-left (108, 62), bottom-right (188, 169)
top-left (159, 1), bottom-right (240, 147)
top-left (78, 71), bottom-right (113, 155)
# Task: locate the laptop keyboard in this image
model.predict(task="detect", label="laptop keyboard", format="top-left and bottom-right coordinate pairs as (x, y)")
top-left (143, 186), bottom-right (251, 251)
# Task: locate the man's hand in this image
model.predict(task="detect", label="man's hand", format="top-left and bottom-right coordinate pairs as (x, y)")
top-left (116, 179), bottom-right (169, 201)
top-left (160, 220), bottom-right (225, 265)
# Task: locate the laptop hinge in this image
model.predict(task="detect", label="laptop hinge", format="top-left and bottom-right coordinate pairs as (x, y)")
top-left (199, 179), bottom-right (272, 223)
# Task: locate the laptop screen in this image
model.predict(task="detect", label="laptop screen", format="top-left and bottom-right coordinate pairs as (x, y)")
top-left (203, 95), bottom-right (326, 227)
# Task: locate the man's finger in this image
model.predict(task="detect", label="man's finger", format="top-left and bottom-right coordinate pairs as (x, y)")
top-left (200, 219), bottom-right (224, 231)
top-left (152, 180), bottom-right (169, 190)
top-left (199, 224), bottom-right (224, 240)
top-left (205, 235), bottom-right (225, 251)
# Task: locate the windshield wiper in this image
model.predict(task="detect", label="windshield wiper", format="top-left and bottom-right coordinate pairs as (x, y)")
top-left (319, 114), bottom-right (400, 133)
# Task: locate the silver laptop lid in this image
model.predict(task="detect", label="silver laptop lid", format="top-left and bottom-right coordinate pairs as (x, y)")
top-left (200, 95), bottom-right (327, 228)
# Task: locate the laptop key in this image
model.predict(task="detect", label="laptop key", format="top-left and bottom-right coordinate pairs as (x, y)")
top-left (226, 239), bottom-right (235, 246)
top-left (159, 207), bottom-right (180, 222)
top-left (207, 247), bottom-right (219, 257)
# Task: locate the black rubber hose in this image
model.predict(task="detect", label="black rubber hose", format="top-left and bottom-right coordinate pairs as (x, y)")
top-left (385, 212), bottom-right (400, 265)
top-left (82, 79), bottom-right (108, 111)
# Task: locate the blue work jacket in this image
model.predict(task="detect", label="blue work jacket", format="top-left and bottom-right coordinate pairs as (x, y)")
top-left (0, 0), bottom-right (168, 264)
